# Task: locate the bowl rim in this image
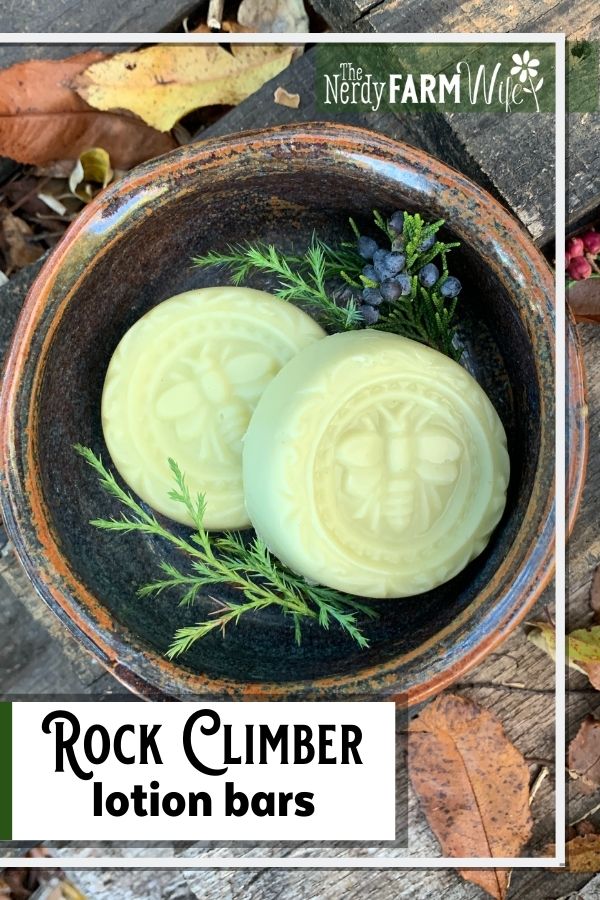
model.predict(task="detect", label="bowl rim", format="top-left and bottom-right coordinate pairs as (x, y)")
top-left (0, 122), bottom-right (587, 703)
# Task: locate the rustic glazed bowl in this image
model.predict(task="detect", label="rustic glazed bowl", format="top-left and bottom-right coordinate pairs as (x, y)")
top-left (0, 123), bottom-right (587, 703)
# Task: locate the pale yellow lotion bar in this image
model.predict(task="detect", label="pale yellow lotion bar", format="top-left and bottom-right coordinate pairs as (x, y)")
top-left (102, 287), bottom-right (325, 529)
top-left (243, 330), bottom-right (510, 598)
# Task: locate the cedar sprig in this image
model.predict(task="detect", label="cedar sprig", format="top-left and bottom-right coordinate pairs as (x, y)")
top-left (75, 445), bottom-right (377, 658)
top-left (192, 236), bottom-right (362, 330)
top-left (192, 209), bottom-right (463, 359)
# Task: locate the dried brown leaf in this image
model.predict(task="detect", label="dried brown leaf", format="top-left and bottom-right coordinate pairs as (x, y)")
top-left (274, 86), bottom-right (300, 108)
top-left (409, 693), bottom-right (533, 900)
top-left (568, 277), bottom-right (600, 324)
top-left (547, 834), bottom-right (600, 871)
top-left (0, 868), bottom-right (34, 900)
top-left (576, 819), bottom-right (598, 836)
top-left (0, 51), bottom-right (176, 167)
top-left (0, 210), bottom-right (44, 271)
top-left (569, 716), bottom-right (600, 794)
top-left (3, 176), bottom-right (53, 216)
top-left (221, 21), bottom-right (256, 33)
top-left (584, 664), bottom-right (600, 690)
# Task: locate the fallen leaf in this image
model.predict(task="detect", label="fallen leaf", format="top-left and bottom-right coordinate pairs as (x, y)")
top-left (73, 44), bottom-right (296, 133)
top-left (0, 866), bottom-right (36, 900)
top-left (568, 277), bottom-right (600, 324)
top-left (2, 175), bottom-right (53, 216)
top-left (237, 0), bottom-right (309, 32)
top-left (0, 51), bottom-right (176, 166)
top-left (590, 565), bottom-right (600, 624)
top-left (526, 620), bottom-right (557, 657)
top-left (220, 21), bottom-right (256, 33)
top-left (571, 629), bottom-right (600, 688)
top-left (569, 716), bottom-right (600, 794)
top-left (409, 693), bottom-right (532, 900)
top-left (274, 86), bottom-right (301, 108)
top-left (527, 621), bottom-right (600, 689)
top-left (547, 834), bottom-right (600, 871)
top-left (0, 211), bottom-right (44, 272)
top-left (576, 819), bottom-right (598, 836)
top-left (37, 192), bottom-right (68, 216)
top-left (68, 147), bottom-right (113, 202)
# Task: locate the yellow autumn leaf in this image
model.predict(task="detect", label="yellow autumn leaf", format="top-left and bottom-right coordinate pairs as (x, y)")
top-left (73, 44), bottom-right (296, 132)
top-left (69, 147), bottom-right (114, 202)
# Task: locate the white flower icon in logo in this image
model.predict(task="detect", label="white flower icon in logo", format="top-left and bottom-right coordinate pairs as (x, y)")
top-left (510, 49), bottom-right (539, 82)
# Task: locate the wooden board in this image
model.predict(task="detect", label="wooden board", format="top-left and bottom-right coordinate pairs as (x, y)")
top-left (0, 10), bottom-right (600, 897)
top-left (0, 0), bottom-right (201, 66)
top-left (309, 0), bottom-right (600, 241)
top-left (17, 324), bottom-right (598, 899)
top-left (0, 242), bottom-right (597, 898)
top-left (361, 0), bottom-right (600, 36)
top-left (193, 46), bottom-right (556, 242)
top-left (306, 0), bottom-right (374, 30)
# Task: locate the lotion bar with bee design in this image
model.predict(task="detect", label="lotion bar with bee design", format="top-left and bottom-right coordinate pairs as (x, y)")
top-left (101, 287), bottom-right (325, 529)
top-left (243, 330), bottom-right (510, 598)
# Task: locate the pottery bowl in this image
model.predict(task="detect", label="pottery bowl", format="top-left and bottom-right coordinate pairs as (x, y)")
top-left (0, 123), bottom-right (585, 702)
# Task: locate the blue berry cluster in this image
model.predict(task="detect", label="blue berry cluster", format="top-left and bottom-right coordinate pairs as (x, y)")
top-left (356, 211), bottom-right (462, 325)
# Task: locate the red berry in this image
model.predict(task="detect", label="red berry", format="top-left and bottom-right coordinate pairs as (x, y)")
top-left (565, 250), bottom-right (572, 268)
top-left (567, 236), bottom-right (585, 257)
top-left (567, 256), bottom-right (592, 280)
top-left (582, 230), bottom-right (600, 255)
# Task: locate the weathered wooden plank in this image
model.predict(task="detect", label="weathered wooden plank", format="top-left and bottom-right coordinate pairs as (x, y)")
top-left (46, 679), bottom-right (590, 900)
top-left (309, 0), bottom-right (376, 30)
top-left (404, 108), bottom-right (556, 243)
top-left (196, 46), bottom-right (539, 241)
top-left (51, 853), bottom-right (195, 900)
top-left (196, 43), bottom-right (561, 242)
top-left (362, 0), bottom-right (599, 34)
top-left (27, 318), bottom-right (600, 899)
top-left (0, 26), bottom-right (597, 900)
top-left (309, 3), bottom-right (599, 241)
top-left (0, 0), bottom-right (202, 66)
top-left (567, 324), bottom-right (600, 633)
top-left (194, 47), bottom-right (416, 143)
top-left (0, 550), bottom-right (128, 697)
top-left (354, 6), bottom-right (599, 239)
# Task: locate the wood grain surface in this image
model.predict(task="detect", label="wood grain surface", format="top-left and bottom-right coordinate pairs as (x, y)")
top-left (310, 0), bottom-right (600, 239)
top-left (1, 3), bottom-right (600, 897)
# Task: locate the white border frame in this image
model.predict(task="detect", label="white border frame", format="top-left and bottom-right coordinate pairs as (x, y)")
top-left (0, 30), bottom-right (565, 869)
